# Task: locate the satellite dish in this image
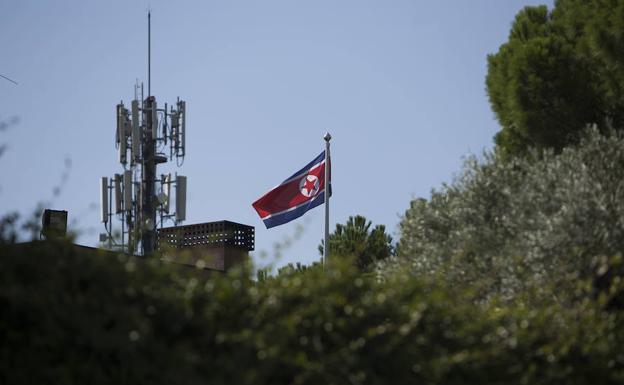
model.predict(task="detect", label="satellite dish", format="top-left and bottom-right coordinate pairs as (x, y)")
top-left (157, 192), bottom-right (167, 205)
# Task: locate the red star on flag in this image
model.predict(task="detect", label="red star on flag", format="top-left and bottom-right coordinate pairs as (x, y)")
top-left (303, 176), bottom-right (317, 195)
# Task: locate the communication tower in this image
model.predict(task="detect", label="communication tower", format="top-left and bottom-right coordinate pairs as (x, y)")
top-left (100, 12), bottom-right (188, 255)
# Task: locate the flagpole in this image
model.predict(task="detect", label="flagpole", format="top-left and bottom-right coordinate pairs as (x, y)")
top-left (323, 132), bottom-right (331, 269)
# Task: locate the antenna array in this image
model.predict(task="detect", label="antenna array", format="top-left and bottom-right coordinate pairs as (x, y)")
top-left (100, 13), bottom-right (188, 255)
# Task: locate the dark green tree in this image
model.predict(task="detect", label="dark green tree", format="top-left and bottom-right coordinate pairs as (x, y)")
top-left (486, 0), bottom-right (624, 157)
top-left (319, 215), bottom-right (395, 271)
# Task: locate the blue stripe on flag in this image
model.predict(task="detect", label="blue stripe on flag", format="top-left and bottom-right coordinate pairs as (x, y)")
top-left (282, 151), bottom-right (325, 184)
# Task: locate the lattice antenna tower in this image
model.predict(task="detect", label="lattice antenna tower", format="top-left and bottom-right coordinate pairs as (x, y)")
top-left (100, 12), bottom-right (188, 255)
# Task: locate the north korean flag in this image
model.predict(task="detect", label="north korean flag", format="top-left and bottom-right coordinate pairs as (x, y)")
top-left (252, 151), bottom-right (331, 229)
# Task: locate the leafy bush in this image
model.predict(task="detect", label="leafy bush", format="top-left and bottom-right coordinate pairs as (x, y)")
top-left (396, 129), bottom-right (624, 301)
top-left (0, 240), bottom-right (205, 384)
top-left (2, 237), bottom-right (624, 384)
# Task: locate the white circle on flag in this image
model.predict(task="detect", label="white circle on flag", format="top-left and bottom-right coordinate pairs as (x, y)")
top-left (299, 174), bottom-right (320, 198)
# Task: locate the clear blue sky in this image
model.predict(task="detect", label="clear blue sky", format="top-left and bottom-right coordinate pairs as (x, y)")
top-left (0, 0), bottom-right (553, 269)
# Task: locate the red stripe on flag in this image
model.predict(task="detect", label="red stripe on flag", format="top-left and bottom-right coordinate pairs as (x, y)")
top-left (253, 163), bottom-right (326, 218)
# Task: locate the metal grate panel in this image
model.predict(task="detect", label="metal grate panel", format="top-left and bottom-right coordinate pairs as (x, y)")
top-left (157, 220), bottom-right (255, 251)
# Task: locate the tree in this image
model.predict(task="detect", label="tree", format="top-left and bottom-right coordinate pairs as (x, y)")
top-left (396, 129), bottom-right (624, 302)
top-left (319, 215), bottom-right (395, 271)
top-left (486, 1), bottom-right (624, 157)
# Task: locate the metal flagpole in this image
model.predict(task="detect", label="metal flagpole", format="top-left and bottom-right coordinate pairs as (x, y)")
top-left (323, 132), bottom-right (332, 268)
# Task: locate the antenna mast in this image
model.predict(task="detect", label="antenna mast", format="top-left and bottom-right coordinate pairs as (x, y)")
top-left (100, 11), bottom-right (188, 256)
top-left (148, 11), bottom-right (151, 97)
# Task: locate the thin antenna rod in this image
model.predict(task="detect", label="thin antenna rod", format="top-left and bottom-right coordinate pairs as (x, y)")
top-left (0, 74), bottom-right (18, 85)
top-left (148, 11), bottom-right (151, 97)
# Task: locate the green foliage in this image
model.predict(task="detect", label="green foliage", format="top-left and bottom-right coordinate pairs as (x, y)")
top-left (319, 215), bottom-right (395, 271)
top-left (486, 0), bottom-right (624, 157)
top-left (0, 240), bottom-right (205, 384)
top-left (396, 129), bottom-right (624, 301)
top-left (2, 237), bottom-right (624, 384)
top-left (276, 261), bottom-right (317, 276)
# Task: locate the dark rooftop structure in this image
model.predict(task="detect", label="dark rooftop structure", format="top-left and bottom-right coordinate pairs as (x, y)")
top-left (157, 220), bottom-right (254, 272)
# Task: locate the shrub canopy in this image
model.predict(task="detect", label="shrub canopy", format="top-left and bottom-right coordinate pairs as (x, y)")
top-left (396, 129), bottom-right (624, 301)
top-left (2, 236), bottom-right (624, 384)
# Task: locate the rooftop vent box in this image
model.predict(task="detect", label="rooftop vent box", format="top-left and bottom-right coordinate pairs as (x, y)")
top-left (157, 220), bottom-right (254, 272)
top-left (42, 209), bottom-right (68, 238)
